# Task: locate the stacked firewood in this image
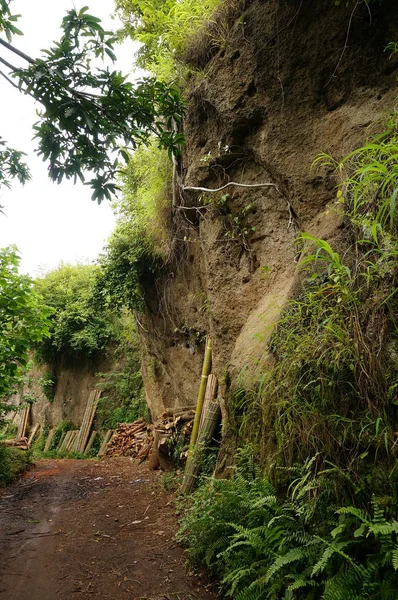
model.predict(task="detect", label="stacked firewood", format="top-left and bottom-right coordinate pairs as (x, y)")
top-left (104, 409), bottom-right (195, 468)
top-left (105, 419), bottom-right (153, 460)
top-left (3, 437), bottom-right (29, 450)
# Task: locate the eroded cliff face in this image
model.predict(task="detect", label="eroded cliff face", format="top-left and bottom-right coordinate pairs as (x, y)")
top-left (138, 0), bottom-right (398, 421)
top-left (11, 355), bottom-right (112, 430)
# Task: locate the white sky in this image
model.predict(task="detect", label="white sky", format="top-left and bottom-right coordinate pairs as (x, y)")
top-left (0, 0), bottom-right (137, 276)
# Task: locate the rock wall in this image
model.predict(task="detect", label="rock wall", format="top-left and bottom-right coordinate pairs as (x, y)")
top-left (11, 355), bottom-right (112, 431)
top-left (139, 0), bottom-right (398, 419)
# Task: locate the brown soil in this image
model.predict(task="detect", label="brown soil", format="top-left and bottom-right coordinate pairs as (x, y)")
top-left (0, 459), bottom-right (218, 600)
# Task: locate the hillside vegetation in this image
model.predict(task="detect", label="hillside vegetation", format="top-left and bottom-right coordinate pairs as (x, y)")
top-left (110, 1), bottom-right (398, 598)
top-left (1, 1), bottom-right (398, 598)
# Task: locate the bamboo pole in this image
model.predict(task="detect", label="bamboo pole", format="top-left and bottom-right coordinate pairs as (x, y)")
top-left (44, 429), bottom-right (55, 453)
top-left (97, 429), bottom-right (114, 457)
top-left (181, 376), bottom-right (220, 494)
top-left (17, 405), bottom-right (30, 439)
top-left (85, 431), bottom-right (97, 455)
top-left (16, 408), bottom-right (24, 439)
top-left (75, 391), bottom-right (94, 452)
top-left (80, 390), bottom-right (100, 452)
top-left (63, 432), bottom-right (72, 452)
top-left (188, 337), bottom-right (212, 455)
top-left (27, 424), bottom-right (39, 447)
top-left (58, 431), bottom-right (70, 452)
top-left (75, 390), bottom-right (100, 453)
top-left (67, 431), bottom-right (79, 452)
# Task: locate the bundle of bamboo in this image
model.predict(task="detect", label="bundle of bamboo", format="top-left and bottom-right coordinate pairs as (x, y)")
top-left (58, 430), bottom-right (79, 453)
top-left (84, 431), bottom-right (97, 455)
top-left (75, 390), bottom-right (101, 453)
top-left (181, 373), bottom-right (221, 494)
top-left (181, 337), bottom-right (222, 494)
top-left (16, 405), bottom-right (30, 440)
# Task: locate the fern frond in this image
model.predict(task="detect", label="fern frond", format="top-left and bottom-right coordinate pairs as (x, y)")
top-left (265, 546), bottom-right (307, 583)
top-left (392, 546), bottom-right (398, 571)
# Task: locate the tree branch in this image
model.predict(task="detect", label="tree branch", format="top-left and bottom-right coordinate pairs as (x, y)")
top-left (0, 38), bottom-right (35, 65)
top-left (0, 69), bottom-right (19, 89)
top-left (0, 55), bottom-right (18, 72)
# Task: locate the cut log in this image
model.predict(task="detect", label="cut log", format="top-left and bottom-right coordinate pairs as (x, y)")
top-left (4, 437), bottom-right (29, 449)
top-left (158, 435), bottom-right (174, 472)
top-left (163, 407), bottom-right (196, 417)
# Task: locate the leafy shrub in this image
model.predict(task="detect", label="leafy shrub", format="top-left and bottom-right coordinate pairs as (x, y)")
top-left (93, 141), bottom-right (171, 312)
top-left (34, 263), bottom-right (119, 362)
top-left (227, 125), bottom-right (398, 503)
top-left (115, 0), bottom-right (226, 81)
top-left (180, 115), bottom-right (398, 598)
top-left (0, 444), bottom-right (31, 486)
top-left (39, 370), bottom-right (56, 402)
top-left (95, 312), bottom-right (149, 428)
top-left (179, 452), bottom-right (398, 599)
top-left (0, 246), bottom-right (50, 421)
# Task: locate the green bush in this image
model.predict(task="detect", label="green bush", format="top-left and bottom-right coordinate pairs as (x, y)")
top-left (34, 263), bottom-right (120, 363)
top-left (179, 452), bottom-right (398, 599)
top-left (229, 125), bottom-right (398, 500)
top-left (115, 0), bottom-right (225, 81)
top-left (96, 313), bottom-right (149, 428)
top-left (0, 444), bottom-right (31, 486)
top-left (94, 141), bottom-right (171, 312)
top-left (180, 115), bottom-right (398, 599)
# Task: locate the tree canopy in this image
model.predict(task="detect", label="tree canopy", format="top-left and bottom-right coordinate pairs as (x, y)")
top-left (0, 1), bottom-right (184, 202)
top-left (34, 263), bottom-right (119, 362)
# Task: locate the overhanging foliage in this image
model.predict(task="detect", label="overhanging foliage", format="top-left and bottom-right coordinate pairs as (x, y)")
top-left (0, 2), bottom-right (185, 202)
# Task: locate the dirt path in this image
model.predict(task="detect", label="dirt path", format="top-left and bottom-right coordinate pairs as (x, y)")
top-left (0, 459), bottom-right (217, 600)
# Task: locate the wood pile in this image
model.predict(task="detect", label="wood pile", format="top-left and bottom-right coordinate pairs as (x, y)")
top-left (103, 409), bottom-right (196, 466)
top-left (105, 419), bottom-right (153, 459)
top-left (3, 420), bottom-right (41, 452)
top-left (3, 437), bottom-right (29, 450)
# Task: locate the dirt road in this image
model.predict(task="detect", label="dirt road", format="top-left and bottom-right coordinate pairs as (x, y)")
top-left (0, 459), bottom-right (217, 600)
